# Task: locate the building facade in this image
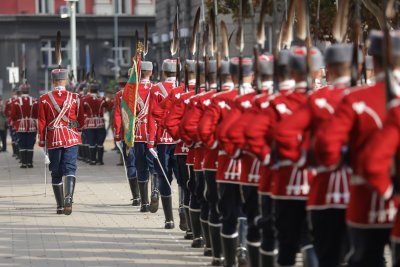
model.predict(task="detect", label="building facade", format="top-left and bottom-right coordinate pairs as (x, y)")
top-left (0, 0), bottom-right (155, 97)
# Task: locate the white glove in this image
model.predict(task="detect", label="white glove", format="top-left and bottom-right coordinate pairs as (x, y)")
top-left (45, 155), bottom-right (50, 164)
top-left (149, 148), bottom-right (158, 159)
top-left (42, 148), bottom-right (50, 164)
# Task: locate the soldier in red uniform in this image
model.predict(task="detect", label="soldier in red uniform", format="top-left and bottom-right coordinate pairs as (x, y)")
top-left (147, 59), bottom-right (180, 228)
top-left (11, 81), bottom-right (38, 168)
top-left (113, 70), bottom-right (140, 207)
top-left (361, 49), bottom-right (400, 266)
top-left (161, 59), bottom-right (197, 238)
top-left (130, 61), bottom-right (157, 212)
top-left (275, 43), bottom-right (353, 267)
top-left (37, 68), bottom-right (85, 215)
top-left (315, 30), bottom-right (397, 267)
top-left (180, 60), bottom-right (217, 257)
top-left (5, 88), bottom-right (21, 158)
top-left (245, 47), bottom-right (323, 267)
top-left (198, 60), bottom-right (234, 265)
top-left (224, 54), bottom-right (274, 267)
top-left (81, 81), bottom-right (112, 165)
top-left (244, 49), bottom-right (295, 266)
top-left (75, 81), bottom-right (88, 162)
top-left (176, 61), bottom-right (207, 248)
top-left (199, 57), bottom-right (254, 266)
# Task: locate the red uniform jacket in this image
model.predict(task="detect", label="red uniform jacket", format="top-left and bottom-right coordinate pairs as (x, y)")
top-left (361, 100), bottom-right (400, 239)
top-left (244, 82), bottom-right (307, 197)
top-left (227, 92), bottom-right (271, 186)
top-left (166, 89), bottom-right (196, 164)
top-left (316, 77), bottom-right (396, 227)
top-left (180, 89), bottom-right (215, 171)
top-left (5, 96), bottom-right (17, 128)
top-left (147, 79), bottom-right (177, 148)
top-left (134, 80), bottom-right (153, 142)
top-left (159, 81), bottom-right (194, 155)
top-left (276, 80), bottom-right (351, 209)
top-left (82, 94), bottom-right (112, 129)
top-left (11, 94), bottom-right (38, 132)
top-left (37, 87), bottom-right (85, 149)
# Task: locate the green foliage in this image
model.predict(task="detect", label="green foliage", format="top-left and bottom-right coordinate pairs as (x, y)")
top-left (206, 0), bottom-right (262, 19)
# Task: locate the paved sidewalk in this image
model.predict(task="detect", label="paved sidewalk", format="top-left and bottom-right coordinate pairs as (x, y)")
top-left (0, 145), bottom-right (210, 267)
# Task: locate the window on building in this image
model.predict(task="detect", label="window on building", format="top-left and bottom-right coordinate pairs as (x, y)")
top-left (41, 40), bottom-right (70, 68)
top-left (118, 39), bottom-right (131, 66)
top-left (116, 0), bottom-right (132, 14)
top-left (76, 0), bottom-right (86, 14)
top-left (36, 0), bottom-right (54, 14)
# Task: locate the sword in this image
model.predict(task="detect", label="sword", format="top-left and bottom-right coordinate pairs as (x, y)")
top-left (152, 152), bottom-right (172, 189)
top-left (43, 128), bottom-right (49, 197)
top-left (116, 141), bottom-right (129, 182)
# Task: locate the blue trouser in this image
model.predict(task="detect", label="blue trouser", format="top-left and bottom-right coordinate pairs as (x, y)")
top-left (123, 142), bottom-right (137, 178)
top-left (17, 132), bottom-right (36, 150)
top-left (133, 142), bottom-right (155, 182)
top-left (10, 128), bottom-right (18, 144)
top-left (82, 129), bottom-right (89, 143)
top-left (48, 146), bottom-right (79, 184)
top-left (85, 128), bottom-right (106, 147)
top-left (155, 144), bottom-right (178, 196)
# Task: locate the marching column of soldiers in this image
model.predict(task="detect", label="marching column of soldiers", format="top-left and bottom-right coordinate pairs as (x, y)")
top-left (6, 1), bottom-right (400, 267)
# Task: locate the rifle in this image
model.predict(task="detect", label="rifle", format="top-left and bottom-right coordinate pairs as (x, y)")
top-left (383, 0), bottom-right (395, 103)
top-left (202, 24), bottom-right (210, 92)
top-left (190, 7), bottom-right (201, 94)
top-left (210, 5), bottom-right (221, 92)
top-left (236, 0), bottom-right (244, 96)
top-left (351, 0), bottom-right (361, 86)
top-left (143, 22), bottom-right (149, 61)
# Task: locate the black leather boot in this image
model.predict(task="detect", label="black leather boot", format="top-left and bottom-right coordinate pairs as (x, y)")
top-left (302, 246), bottom-right (319, 267)
top-left (12, 143), bottom-right (17, 157)
top-left (20, 150), bottom-right (27, 168)
top-left (89, 147), bottom-right (97, 165)
top-left (179, 206), bottom-right (187, 231)
top-left (138, 181), bottom-right (150, 212)
top-left (184, 207), bottom-right (193, 240)
top-left (128, 177), bottom-right (140, 206)
top-left (201, 220), bottom-right (212, 256)
top-left (27, 150), bottom-right (34, 168)
top-left (52, 183), bottom-right (64, 214)
top-left (161, 196), bottom-right (175, 229)
top-left (189, 209), bottom-right (204, 248)
top-left (247, 242), bottom-right (260, 267)
top-left (221, 234), bottom-right (238, 267)
top-left (84, 145), bottom-right (90, 163)
top-left (97, 146), bottom-right (104, 165)
top-left (178, 186), bottom-right (187, 231)
top-left (149, 173), bottom-right (160, 213)
top-left (260, 249), bottom-right (276, 267)
top-left (64, 176), bottom-right (76, 215)
top-left (209, 224), bottom-right (223, 266)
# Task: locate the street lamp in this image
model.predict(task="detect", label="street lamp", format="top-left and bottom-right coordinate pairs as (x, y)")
top-left (65, 0), bottom-right (78, 81)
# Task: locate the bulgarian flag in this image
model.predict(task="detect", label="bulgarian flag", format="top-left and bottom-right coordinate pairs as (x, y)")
top-left (121, 58), bottom-right (141, 148)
